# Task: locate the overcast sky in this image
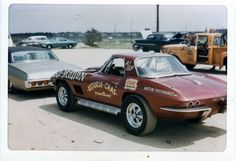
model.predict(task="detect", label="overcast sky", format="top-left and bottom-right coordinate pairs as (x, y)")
top-left (9, 4), bottom-right (227, 33)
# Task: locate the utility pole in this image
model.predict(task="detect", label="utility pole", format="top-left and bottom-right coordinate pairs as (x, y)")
top-left (156, 5), bottom-right (159, 32)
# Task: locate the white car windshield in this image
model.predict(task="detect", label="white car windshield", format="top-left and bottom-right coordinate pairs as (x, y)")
top-left (136, 56), bottom-right (191, 78)
top-left (11, 50), bottom-right (57, 63)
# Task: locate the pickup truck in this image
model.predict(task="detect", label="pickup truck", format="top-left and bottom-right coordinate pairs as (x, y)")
top-left (133, 32), bottom-right (186, 52)
top-left (161, 32), bottom-right (227, 71)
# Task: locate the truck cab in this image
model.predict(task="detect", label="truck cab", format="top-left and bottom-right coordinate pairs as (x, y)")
top-left (161, 33), bottom-right (227, 71)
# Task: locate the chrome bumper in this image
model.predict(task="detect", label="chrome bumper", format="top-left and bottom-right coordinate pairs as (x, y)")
top-left (160, 106), bottom-right (212, 119)
top-left (160, 106), bottom-right (211, 113)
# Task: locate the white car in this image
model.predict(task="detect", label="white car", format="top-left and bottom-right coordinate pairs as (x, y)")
top-left (8, 34), bottom-right (14, 47)
top-left (8, 46), bottom-right (82, 93)
top-left (16, 35), bottom-right (48, 47)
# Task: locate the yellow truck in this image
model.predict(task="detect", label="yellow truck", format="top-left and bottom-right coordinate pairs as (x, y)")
top-left (161, 33), bottom-right (227, 71)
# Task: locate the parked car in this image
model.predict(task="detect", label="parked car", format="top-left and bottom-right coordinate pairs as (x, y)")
top-left (40, 37), bottom-right (78, 49)
top-left (51, 52), bottom-right (227, 136)
top-left (133, 32), bottom-right (187, 52)
top-left (16, 36), bottom-right (48, 47)
top-left (161, 33), bottom-right (227, 70)
top-left (8, 46), bottom-right (81, 93)
top-left (8, 34), bottom-right (14, 47)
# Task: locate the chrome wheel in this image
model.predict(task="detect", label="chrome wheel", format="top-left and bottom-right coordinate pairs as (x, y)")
top-left (126, 103), bottom-right (143, 128)
top-left (58, 86), bottom-right (68, 106)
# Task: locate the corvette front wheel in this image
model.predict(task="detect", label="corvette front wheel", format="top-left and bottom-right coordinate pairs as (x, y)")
top-left (121, 95), bottom-right (157, 135)
top-left (56, 82), bottom-right (75, 112)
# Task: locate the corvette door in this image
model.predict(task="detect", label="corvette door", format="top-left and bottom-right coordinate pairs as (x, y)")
top-left (86, 57), bottom-right (125, 106)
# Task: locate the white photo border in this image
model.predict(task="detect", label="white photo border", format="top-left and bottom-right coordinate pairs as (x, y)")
top-left (1, 0), bottom-right (236, 161)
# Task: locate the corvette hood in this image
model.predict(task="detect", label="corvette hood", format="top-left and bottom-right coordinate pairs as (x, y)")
top-left (11, 61), bottom-right (82, 80)
top-left (152, 74), bottom-right (226, 100)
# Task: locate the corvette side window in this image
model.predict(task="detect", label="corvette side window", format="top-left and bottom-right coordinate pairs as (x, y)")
top-left (101, 58), bottom-right (125, 76)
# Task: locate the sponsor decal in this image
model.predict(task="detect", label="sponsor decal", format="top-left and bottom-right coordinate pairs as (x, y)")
top-left (94, 91), bottom-right (111, 98)
top-left (125, 60), bottom-right (135, 71)
top-left (124, 79), bottom-right (138, 90)
top-left (87, 81), bottom-right (117, 96)
top-left (144, 87), bottom-right (177, 97)
top-left (52, 70), bottom-right (87, 81)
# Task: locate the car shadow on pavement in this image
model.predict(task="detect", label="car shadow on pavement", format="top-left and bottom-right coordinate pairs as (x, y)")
top-left (39, 103), bottom-right (226, 151)
top-left (8, 90), bottom-right (55, 102)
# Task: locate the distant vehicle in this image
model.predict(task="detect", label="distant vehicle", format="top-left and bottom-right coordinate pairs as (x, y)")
top-left (8, 46), bottom-right (81, 93)
top-left (40, 37), bottom-right (78, 49)
top-left (161, 33), bottom-right (227, 71)
top-left (140, 29), bottom-right (152, 39)
top-left (16, 35), bottom-right (48, 47)
top-left (8, 34), bottom-right (14, 47)
top-left (51, 52), bottom-right (226, 136)
top-left (133, 32), bottom-right (187, 52)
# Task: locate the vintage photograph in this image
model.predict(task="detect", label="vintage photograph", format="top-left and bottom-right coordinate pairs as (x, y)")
top-left (8, 4), bottom-right (227, 151)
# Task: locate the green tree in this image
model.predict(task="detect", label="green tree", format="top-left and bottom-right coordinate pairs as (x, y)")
top-left (84, 28), bottom-right (102, 47)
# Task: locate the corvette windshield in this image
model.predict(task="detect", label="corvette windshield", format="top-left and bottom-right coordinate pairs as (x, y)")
top-left (11, 50), bottom-right (57, 63)
top-left (136, 56), bottom-right (191, 78)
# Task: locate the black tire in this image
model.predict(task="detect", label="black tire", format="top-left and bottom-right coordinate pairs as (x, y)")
top-left (8, 80), bottom-right (16, 94)
top-left (56, 82), bottom-right (76, 112)
top-left (68, 44), bottom-right (73, 49)
top-left (47, 45), bottom-right (52, 49)
top-left (224, 58), bottom-right (227, 72)
top-left (121, 95), bottom-right (157, 135)
top-left (185, 64), bottom-right (196, 70)
top-left (133, 44), bottom-right (139, 51)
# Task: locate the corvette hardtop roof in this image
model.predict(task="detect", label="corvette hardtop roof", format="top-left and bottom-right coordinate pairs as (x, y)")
top-left (112, 52), bottom-right (170, 60)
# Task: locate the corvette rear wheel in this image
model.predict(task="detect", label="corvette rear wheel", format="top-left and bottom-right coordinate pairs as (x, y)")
top-left (56, 82), bottom-right (75, 112)
top-left (121, 95), bottom-right (157, 135)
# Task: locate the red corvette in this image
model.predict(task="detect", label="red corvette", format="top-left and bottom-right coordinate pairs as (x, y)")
top-left (51, 52), bottom-right (227, 135)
